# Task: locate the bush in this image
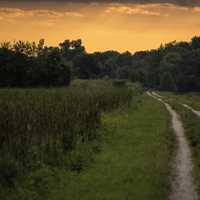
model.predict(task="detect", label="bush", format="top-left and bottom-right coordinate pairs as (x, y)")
top-left (113, 79), bottom-right (126, 88)
top-left (0, 158), bottom-right (19, 187)
top-left (69, 144), bottom-right (94, 172)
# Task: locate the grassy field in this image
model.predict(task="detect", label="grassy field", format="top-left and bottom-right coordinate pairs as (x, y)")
top-left (0, 82), bottom-right (175, 200)
top-left (0, 80), bottom-right (141, 199)
top-left (0, 80), bottom-right (135, 192)
top-left (159, 92), bottom-right (200, 110)
top-left (8, 94), bottom-right (175, 200)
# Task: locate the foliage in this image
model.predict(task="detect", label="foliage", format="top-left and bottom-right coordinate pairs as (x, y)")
top-left (14, 94), bottom-right (174, 200)
top-left (0, 80), bottom-right (134, 187)
top-left (73, 54), bottom-right (100, 79)
top-left (1, 36), bottom-right (200, 91)
top-left (130, 37), bottom-right (200, 92)
top-left (1, 94), bottom-right (175, 200)
top-left (112, 79), bottom-right (126, 87)
top-left (160, 72), bottom-right (176, 91)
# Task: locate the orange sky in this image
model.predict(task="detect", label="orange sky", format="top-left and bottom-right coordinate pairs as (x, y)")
top-left (0, 2), bottom-right (200, 52)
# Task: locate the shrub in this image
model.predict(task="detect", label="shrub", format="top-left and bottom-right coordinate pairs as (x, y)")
top-left (0, 158), bottom-right (19, 187)
top-left (113, 79), bottom-right (126, 88)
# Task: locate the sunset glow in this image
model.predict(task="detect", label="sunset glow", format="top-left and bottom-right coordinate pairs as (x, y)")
top-left (0, 1), bottom-right (200, 52)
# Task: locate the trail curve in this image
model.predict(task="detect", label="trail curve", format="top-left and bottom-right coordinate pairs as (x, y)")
top-left (147, 92), bottom-right (198, 200)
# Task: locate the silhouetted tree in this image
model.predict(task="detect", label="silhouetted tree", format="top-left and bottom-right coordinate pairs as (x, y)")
top-left (0, 36), bottom-right (200, 91)
top-left (73, 54), bottom-right (100, 79)
top-left (191, 36), bottom-right (200, 49)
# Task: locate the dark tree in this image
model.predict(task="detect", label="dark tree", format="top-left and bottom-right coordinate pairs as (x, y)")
top-left (0, 36), bottom-right (200, 91)
top-left (73, 54), bottom-right (100, 79)
top-left (160, 72), bottom-right (176, 91)
top-left (191, 36), bottom-right (200, 49)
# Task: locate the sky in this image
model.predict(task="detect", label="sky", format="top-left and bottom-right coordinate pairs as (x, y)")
top-left (0, 0), bottom-right (200, 52)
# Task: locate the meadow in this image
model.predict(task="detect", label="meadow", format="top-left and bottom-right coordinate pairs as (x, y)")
top-left (46, 95), bottom-right (174, 200)
top-left (1, 92), bottom-right (175, 200)
top-left (0, 79), bottom-right (177, 200)
top-left (0, 80), bottom-right (138, 196)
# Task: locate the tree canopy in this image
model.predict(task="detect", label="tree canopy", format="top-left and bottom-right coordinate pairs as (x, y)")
top-left (0, 36), bottom-right (200, 91)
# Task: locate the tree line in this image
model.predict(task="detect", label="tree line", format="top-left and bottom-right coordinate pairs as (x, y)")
top-left (0, 36), bottom-right (200, 91)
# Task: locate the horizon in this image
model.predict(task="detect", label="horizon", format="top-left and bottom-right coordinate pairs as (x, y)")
top-left (0, 37), bottom-right (197, 54)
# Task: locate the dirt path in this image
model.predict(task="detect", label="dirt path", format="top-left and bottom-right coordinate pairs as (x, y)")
top-left (182, 104), bottom-right (200, 117)
top-left (152, 92), bottom-right (200, 117)
top-left (147, 92), bottom-right (198, 200)
top-left (151, 91), bottom-right (163, 98)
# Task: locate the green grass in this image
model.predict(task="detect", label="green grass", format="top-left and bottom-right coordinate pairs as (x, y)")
top-left (0, 80), bottom-right (133, 174)
top-left (159, 92), bottom-right (200, 110)
top-left (1, 90), bottom-right (174, 200)
top-left (17, 94), bottom-right (173, 200)
top-left (0, 80), bottom-right (140, 199)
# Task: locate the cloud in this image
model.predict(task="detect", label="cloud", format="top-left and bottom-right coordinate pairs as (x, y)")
top-left (192, 7), bottom-right (200, 13)
top-left (104, 3), bottom-right (193, 17)
top-left (2, 1), bottom-right (200, 7)
top-left (0, 2), bottom-right (199, 22)
top-left (64, 11), bottom-right (84, 17)
top-left (105, 5), bottom-right (162, 16)
top-left (0, 7), bottom-right (84, 20)
top-left (0, 8), bottom-right (26, 18)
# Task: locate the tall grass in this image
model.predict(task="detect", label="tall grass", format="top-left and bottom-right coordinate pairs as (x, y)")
top-left (0, 80), bottom-right (135, 185)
